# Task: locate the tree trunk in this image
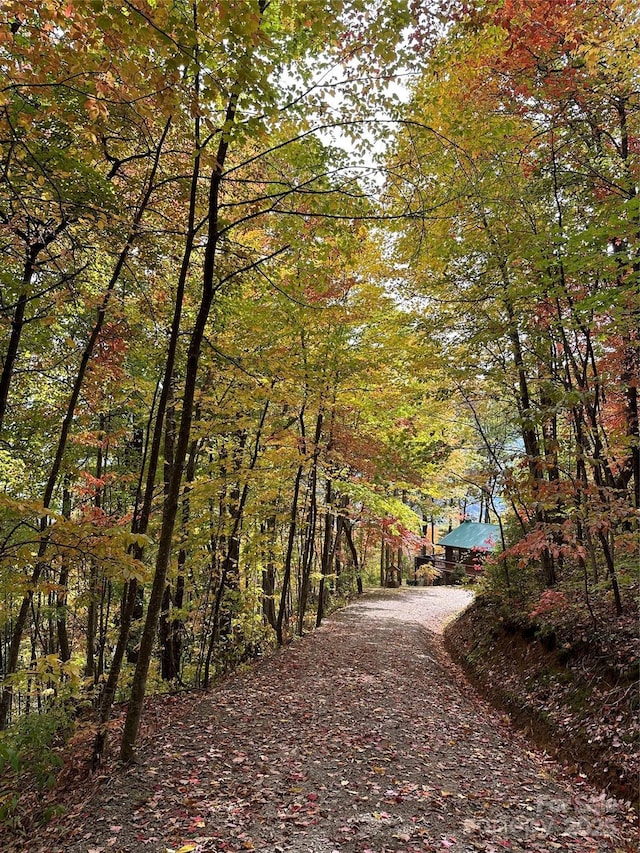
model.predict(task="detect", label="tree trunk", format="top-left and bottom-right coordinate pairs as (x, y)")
top-left (276, 464), bottom-right (304, 646)
top-left (160, 438), bottom-right (197, 681)
top-left (261, 516), bottom-right (278, 630)
top-left (343, 519), bottom-right (363, 594)
top-left (217, 432), bottom-right (247, 644)
top-left (316, 480), bottom-right (333, 627)
top-left (91, 99), bottom-right (202, 766)
top-left (85, 425), bottom-right (105, 678)
top-left (597, 531), bottom-right (623, 616)
top-left (56, 481), bottom-right (72, 662)
top-left (91, 580), bottom-right (139, 771)
top-left (297, 412), bottom-right (323, 635)
top-left (0, 289), bottom-right (28, 436)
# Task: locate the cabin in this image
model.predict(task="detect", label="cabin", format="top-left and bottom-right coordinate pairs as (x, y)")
top-left (434, 520), bottom-right (499, 583)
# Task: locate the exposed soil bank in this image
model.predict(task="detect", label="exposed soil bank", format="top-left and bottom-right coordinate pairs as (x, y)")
top-left (444, 594), bottom-right (639, 809)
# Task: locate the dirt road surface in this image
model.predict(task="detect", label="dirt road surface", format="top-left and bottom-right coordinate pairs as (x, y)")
top-left (17, 587), bottom-right (637, 853)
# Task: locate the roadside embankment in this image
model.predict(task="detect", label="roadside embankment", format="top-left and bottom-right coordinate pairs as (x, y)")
top-left (444, 593), bottom-right (639, 808)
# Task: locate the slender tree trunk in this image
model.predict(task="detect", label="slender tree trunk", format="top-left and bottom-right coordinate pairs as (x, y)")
top-left (332, 515), bottom-right (344, 590)
top-left (297, 412), bottom-right (323, 635)
top-left (480, 213), bottom-right (556, 584)
top-left (92, 90), bottom-right (203, 765)
top-left (296, 496), bottom-right (317, 636)
top-left (597, 531), bottom-right (623, 616)
top-left (316, 480), bottom-right (333, 627)
top-left (96, 579), bottom-right (111, 680)
top-left (261, 515), bottom-right (278, 630)
top-left (505, 296), bottom-right (556, 586)
top-left (86, 423), bottom-right (106, 678)
top-left (85, 573), bottom-right (97, 678)
top-left (343, 519), bottom-right (363, 594)
top-left (202, 576), bottom-right (225, 689)
top-left (56, 481), bottom-right (72, 662)
top-left (160, 438), bottom-right (197, 681)
top-left (0, 289), bottom-right (27, 436)
top-left (90, 580), bottom-right (139, 770)
top-left (196, 487), bottom-right (221, 688)
top-left (276, 464), bottom-right (304, 646)
top-left (217, 432), bottom-right (248, 643)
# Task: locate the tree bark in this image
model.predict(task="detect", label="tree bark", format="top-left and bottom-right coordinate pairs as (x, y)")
top-left (160, 438), bottom-right (197, 681)
top-left (297, 412), bottom-right (323, 635)
top-left (56, 481), bottom-right (72, 662)
top-left (276, 464), bottom-right (304, 646)
top-left (316, 480), bottom-right (333, 627)
top-left (343, 518), bottom-right (363, 594)
top-left (261, 515), bottom-right (278, 630)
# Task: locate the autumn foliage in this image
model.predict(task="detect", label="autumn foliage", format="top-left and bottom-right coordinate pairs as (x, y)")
top-left (0, 0), bottom-right (637, 811)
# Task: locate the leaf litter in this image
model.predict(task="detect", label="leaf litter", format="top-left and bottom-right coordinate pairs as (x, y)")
top-left (10, 587), bottom-right (637, 853)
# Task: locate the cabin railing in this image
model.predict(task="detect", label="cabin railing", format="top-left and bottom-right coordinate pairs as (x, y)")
top-left (433, 557), bottom-right (483, 576)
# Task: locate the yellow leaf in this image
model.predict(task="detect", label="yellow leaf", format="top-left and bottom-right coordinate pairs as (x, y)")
top-left (175, 845), bottom-right (198, 853)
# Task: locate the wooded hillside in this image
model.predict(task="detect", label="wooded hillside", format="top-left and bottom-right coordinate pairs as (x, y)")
top-left (0, 0), bottom-right (637, 792)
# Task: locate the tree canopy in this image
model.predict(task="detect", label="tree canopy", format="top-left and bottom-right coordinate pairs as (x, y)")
top-left (0, 0), bottom-right (637, 771)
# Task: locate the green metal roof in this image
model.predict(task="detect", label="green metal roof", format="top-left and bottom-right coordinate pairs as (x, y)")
top-left (437, 521), bottom-right (500, 551)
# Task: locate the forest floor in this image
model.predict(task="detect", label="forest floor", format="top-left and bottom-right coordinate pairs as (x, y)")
top-left (4, 587), bottom-right (638, 853)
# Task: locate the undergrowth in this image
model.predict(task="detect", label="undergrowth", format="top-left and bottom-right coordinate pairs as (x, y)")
top-left (0, 702), bottom-right (77, 830)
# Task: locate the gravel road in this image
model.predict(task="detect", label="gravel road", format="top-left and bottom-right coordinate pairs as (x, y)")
top-left (352, 587), bottom-right (474, 633)
top-left (19, 586), bottom-right (637, 853)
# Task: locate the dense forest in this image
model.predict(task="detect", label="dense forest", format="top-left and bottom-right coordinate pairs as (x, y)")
top-left (0, 0), bottom-right (637, 788)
